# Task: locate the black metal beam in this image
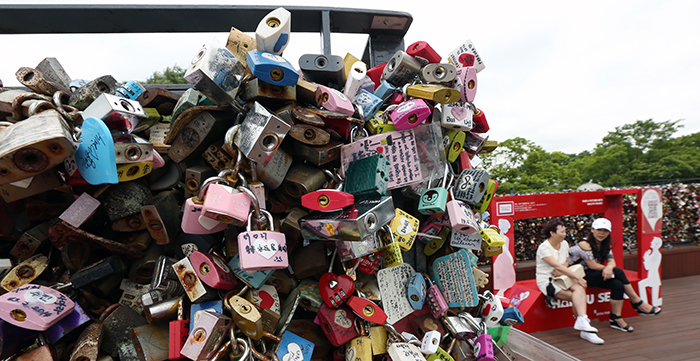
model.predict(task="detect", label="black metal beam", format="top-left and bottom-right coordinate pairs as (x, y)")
top-left (0, 5), bottom-right (412, 36)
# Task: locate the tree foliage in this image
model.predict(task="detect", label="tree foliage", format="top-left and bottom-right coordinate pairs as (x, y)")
top-left (144, 65), bottom-right (188, 84)
top-left (481, 119), bottom-right (699, 193)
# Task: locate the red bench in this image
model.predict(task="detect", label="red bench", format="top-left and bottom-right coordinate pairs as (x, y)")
top-left (503, 269), bottom-right (641, 333)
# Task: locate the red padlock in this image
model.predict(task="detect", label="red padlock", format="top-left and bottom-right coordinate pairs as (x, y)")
top-left (366, 62), bottom-right (388, 91)
top-left (301, 189), bottom-right (354, 212)
top-left (169, 297), bottom-right (189, 360)
top-left (353, 251), bottom-right (383, 274)
top-left (406, 41), bottom-right (442, 63)
top-left (472, 108), bottom-right (490, 133)
top-left (189, 250), bottom-right (238, 289)
top-left (346, 295), bottom-right (387, 325)
top-left (319, 251), bottom-right (355, 308)
top-left (317, 303), bottom-right (358, 347)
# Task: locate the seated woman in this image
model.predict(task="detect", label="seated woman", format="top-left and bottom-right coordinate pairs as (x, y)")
top-left (535, 219), bottom-right (604, 345)
top-left (569, 217), bottom-right (661, 333)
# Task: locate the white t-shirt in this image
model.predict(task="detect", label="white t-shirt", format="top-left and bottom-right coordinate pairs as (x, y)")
top-left (535, 240), bottom-right (569, 294)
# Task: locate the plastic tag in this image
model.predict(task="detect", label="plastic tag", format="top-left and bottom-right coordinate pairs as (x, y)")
top-left (74, 116), bottom-right (118, 185)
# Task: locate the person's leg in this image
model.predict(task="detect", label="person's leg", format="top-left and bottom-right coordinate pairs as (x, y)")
top-left (614, 268), bottom-right (660, 314)
top-left (563, 284), bottom-right (597, 333)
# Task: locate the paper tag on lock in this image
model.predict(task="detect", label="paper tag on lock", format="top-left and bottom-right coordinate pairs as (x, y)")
top-left (377, 263), bottom-right (415, 324)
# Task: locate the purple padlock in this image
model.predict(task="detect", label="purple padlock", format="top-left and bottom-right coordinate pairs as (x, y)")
top-left (316, 84), bottom-right (355, 116)
top-left (391, 98), bottom-right (431, 130)
top-left (238, 210), bottom-right (289, 271)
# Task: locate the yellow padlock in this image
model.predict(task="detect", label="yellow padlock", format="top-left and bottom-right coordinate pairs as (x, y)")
top-left (406, 84), bottom-right (460, 104)
top-left (389, 208), bottom-right (420, 252)
top-left (116, 161), bottom-right (152, 182)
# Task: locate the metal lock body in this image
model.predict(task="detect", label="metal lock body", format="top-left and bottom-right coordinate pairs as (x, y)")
top-left (238, 210), bottom-right (289, 271)
top-left (353, 89), bottom-right (383, 121)
top-left (201, 183), bottom-right (251, 225)
top-left (0, 109), bottom-right (78, 185)
top-left (82, 93), bottom-right (147, 133)
top-left (288, 123), bottom-right (331, 145)
top-left (317, 303), bottom-right (358, 347)
top-left (292, 139), bottom-right (344, 166)
top-left (301, 189), bottom-right (354, 212)
top-left (136, 87), bottom-right (180, 116)
top-left (11, 221), bottom-right (50, 261)
top-left (365, 111), bottom-right (396, 135)
top-left (70, 255), bottom-right (127, 289)
top-left (447, 39), bottom-right (486, 72)
top-left (420, 63), bottom-right (457, 83)
top-left (344, 60), bottom-right (367, 101)
top-left (184, 38), bottom-right (245, 106)
top-left (473, 179), bottom-right (497, 214)
top-left (68, 75), bottom-right (118, 110)
top-left (347, 335), bottom-right (372, 361)
top-left (100, 304), bottom-right (148, 359)
top-left (255, 7), bottom-right (291, 55)
top-left (282, 163), bottom-right (326, 199)
top-left (226, 26), bottom-right (257, 69)
top-left (443, 129), bottom-right (466, 163)
top-left (36, 57), bottom-right (72, 90)
top-left (168, 110), bottom-right (231, 164)
top-left (181, 310), bottom-right (231, 361)
top-left (300, 53), bottom-right (345, 86)
top-left (463, 132), bottom-right (486, 156)
top-left (407, 272), bottom-right (426, 310)
top-left (453, 67), bottom-right (477, 103)
top-left (453, 169), bottom-right (490, 206)
top-left (299, 196), bottom-right (395, 242)
top-left (406, 84), bottom-right (460, 104)
top-left (240, 78), bottom-right (296, 103)
top-left (343, 153), bottom-right (391, 200)
top-left (227, 295), bottom-right (263, 340)
top-left (315, 84), bottom-right (355, 116)
top-left (337, 234), bottom-right (379, 262)
top-left (290, 240), bottom-right (329, 279)
top-left (440, 102), bottom-right (474, 132)
top-left (185, 164), bottom-right (216, 199)
top-left (141, 190), bottom-right (181, 245)
top-left (279, 206), bottom-right (308, 251)
top-left (0, 284), bottom-right (74, 331)
top-left (291, 278), bottom-right (323, 313)
top-left (382, 51), bottom-right (422, 87)
top-left (189, 250), bottom-right (237, 289)
top-left (381, 228), bottom-right (403, 268)
top-left (201, 141), bottom-right (233, 173)
top-left (116, 80), bottom-right (146, 100)
top-left (389, 208), bottom-right (420, 251)
top-left (16, 66), bottom-right (70, 96)
top-left (1, 254), bottom-right (48, 291)
top-left (374, 80), bottom-right (398, 101)
top-left (247, 50), bottom-right (299, 86)
top-left (173, 257), bottom-right (212, 303)
top-left (151, 255), bottom-right (183, 296)
top-left (131, 322), bottom-right (170, 361)
top-left (113, 134), bottom-right (154, 165)
top-left (407, 41), bottom-right (442, 63)
top-left (233, 102), bottom-right (291, 165)
top-left (69, 322), bottom-right (103, 361)
top-left (446, 199), bottom-right (479, 234)
top-left (472, 108), bottom-right (490, 133)
top-left (390, 99), bottom-right (431, 130)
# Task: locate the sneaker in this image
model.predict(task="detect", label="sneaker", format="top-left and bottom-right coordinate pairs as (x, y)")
top-left (573, 316), bottom-right (598, 333)
top-left (580, 331), bottom-right (605, 345)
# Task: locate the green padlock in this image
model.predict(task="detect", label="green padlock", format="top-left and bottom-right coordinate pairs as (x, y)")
top-left (418, 163), bottom-right (450, 215)
top-left (343, 153), bottom-right (391, 200)
top-left (444, 129), bottom-right (466, 163)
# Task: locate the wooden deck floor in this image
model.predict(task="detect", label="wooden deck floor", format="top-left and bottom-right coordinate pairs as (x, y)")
top-left (531, 274), bottom-right (700, 361)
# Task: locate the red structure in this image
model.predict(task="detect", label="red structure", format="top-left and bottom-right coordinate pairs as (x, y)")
top-left (488, 188), bottom-right (663, 333)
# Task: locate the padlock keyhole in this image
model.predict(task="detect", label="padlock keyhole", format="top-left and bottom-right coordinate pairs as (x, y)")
top-left (468, 80), bottom-right (475, 90)
top-left (125, 145), bottom-right (142, 161)
top-left (318, 194), bottom-right (330, 207)
top-left (261, 134), bottom-right (278, 151)
top-left (434, 66), bottom-right (446, 79)
top-left (267, 17), bottom-right (281, 28)
top-left (11, 309), bottom-right (26, 322)
top-left (270, 68), bottom-right (284, 81)
top-left (200, 263), bottom-right (211, 275)
top-left (16, 265), bottom-right (35, 279)
top-left (408, 114), bottom-right (418, 124)
top-left (193, 329), bottom-right (207, 342)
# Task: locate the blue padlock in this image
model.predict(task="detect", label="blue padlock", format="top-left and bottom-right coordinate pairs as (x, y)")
top-left (407, 272), bottom-right (427, 310)
top-left (189, 300), bottom-right (224, 331)
top-left (500, 307), bottom-right (525, 326)
top-left (247, 50), bottom-right (299, 86)
top-left (374, 79), bottom-right (398, 101)
top-left (276, 331), bottom-right (315, 361)
top-left (116, 80), bottom-right (146, 100)
top-left (353, 89), bottom-right (383, 120)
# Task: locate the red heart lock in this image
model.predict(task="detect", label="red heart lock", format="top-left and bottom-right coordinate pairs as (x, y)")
top-left (258, 290), bottom-right (275, 309)
top-left (458, 53), bottom-right (475, 67)
top-left (319, 272), bottom-right (355, 308)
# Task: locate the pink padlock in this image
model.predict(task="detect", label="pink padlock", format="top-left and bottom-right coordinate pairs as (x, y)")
top-left (0, 284), bottom-right (75, 331)
top-left (454, 67), bottom-right (477, 103)
top-left (189, 250), bottom-right (238, 289)
top-left (390, 98), bottom-right (431, 130)
top-left (238, 210), bottom-right (289, 271)
top-left (446, 196), bottom-right (479, 234)
top-left (201, 182), bottom-right (251, 226)
top-left (424, 275), bottom-right (449, 318)
top-left (315, 84), bottom-right (355, 116)
top-left (181, 176), bottom-right (229, 234)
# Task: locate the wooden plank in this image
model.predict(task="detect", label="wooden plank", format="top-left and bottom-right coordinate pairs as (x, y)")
top-left (531, 275), bottom-right (700, 360)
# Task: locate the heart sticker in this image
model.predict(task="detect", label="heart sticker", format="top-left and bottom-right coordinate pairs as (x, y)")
top-left (423, 318), bottom-right (439, 330)
top-left (74, 117), bottom-right (118, 185)
top-left (641, 189), bottom-right (662, 231)
top-left (282, 342), bottom-right (303, 361)
top-left (458, 53), bottom-right (475, 67)
top-left (258, 290), bottom-right (275, 309)
top-left (24, 289), bottom-right (57, 305)
top-left (519, 291), bottom-right (530, 300)
top-left (345, 346), bottom-right (356, 361)
top-left (254, 237), bottom-right (280, 259)
top-left (451, 106), bottom-right (467, 120)
top-left (334, 309), bottom-right (352, 329)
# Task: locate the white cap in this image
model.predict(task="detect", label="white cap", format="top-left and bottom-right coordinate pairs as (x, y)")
top-left (592, 218), bottom-right (612, 231)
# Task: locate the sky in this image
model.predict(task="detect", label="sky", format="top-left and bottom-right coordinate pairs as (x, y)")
top-left (1, 0), bottom-right (699, 154)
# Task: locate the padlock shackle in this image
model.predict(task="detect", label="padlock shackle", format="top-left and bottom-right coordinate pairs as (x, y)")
top-left (238, 186), bottom-right (261, 222)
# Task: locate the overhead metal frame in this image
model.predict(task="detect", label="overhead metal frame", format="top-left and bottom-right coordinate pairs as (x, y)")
top-left (0, 5), bottom-right (412, 67)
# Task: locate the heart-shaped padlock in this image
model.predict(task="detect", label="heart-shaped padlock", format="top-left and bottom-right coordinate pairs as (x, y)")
top-left (319, 250), bottom-right (355, 308)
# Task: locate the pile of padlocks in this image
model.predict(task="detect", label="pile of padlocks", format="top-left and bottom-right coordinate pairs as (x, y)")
top-left (0, 7), bottom-right (539, 361)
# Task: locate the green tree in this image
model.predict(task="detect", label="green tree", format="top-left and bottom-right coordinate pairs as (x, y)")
top-left (481, 137), bottom-right (581, 193)
top-left (144, 65), bottom-right (188, 84)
